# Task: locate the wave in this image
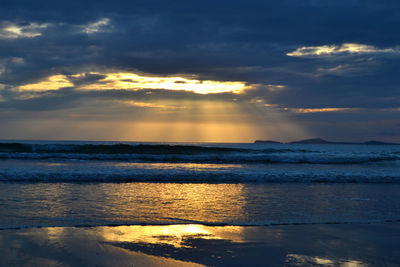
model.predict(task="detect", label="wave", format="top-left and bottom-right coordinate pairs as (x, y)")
top-left (0, 143), bottom-right (398, 164)
top-left (1, 218), bottom-right (399, 230)
top-left (0, 143), bottom-right (248, 154)
top-left (0, 152), bottom-right (397, 164)
top-left (0, 169), bottom-right (399, 183)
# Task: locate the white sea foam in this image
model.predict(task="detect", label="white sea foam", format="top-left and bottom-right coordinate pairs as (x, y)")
top-left (0, 160), bottom-right (398, 183)
top-left (0, 141), bottom-right (398, 183)
top-left (0, 151), bottom-right (398, 164)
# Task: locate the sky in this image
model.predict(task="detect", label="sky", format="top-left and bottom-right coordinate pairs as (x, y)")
top-left (0, 0), bottom-right (399, 142)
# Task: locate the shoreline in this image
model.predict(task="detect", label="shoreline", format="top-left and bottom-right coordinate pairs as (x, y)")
top-left (1, 217), bottom-right (400, 231)
top-left (1, 222), bottom-right (399, 266)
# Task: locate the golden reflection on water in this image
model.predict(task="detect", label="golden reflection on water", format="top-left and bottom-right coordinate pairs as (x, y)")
top-left (114, 162), bottom-right (243, 171)
top-left (99, 224), bottom-right (244, 248)
top-left (286, 254), bottom-right (365, 266)
top-left (99, 183), bottom-right (248, 224)
top-left (46, 227), bottom-right (66, 242)
top-left (37, 162), bottom-right (69, 167)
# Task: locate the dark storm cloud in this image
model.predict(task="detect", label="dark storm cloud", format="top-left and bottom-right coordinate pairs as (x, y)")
top-left (0, 87), bottom-right (236, 112)
top-left (0, 0), bottom-right (399, 141)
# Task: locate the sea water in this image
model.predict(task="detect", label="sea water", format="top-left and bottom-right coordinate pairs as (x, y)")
top-left (0, 140), bottom-right (399, 229)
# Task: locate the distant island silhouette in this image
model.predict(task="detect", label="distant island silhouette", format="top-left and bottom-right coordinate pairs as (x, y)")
top-left (254, 138), bottom-right (399, 145)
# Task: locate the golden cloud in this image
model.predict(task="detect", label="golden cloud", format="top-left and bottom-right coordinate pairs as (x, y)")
top-left (18, 75), bottom-right (73, 91)
top-left (286, 108), bottom-right (358, 113)
top-left (287, 43), bottom-right (399, 57)
top-left (18, 71), bottom-right (251, 94)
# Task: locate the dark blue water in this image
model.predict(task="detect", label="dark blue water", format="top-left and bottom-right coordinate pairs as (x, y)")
top-left (0, 141), bottom-right (399, 229)
top-left (0, 141), bottom-right (399, 182)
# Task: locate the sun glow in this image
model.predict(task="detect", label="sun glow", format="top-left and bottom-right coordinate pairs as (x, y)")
top-left (18, 75), bottom-right (73, 91)
top-left (12, 71), bottom-right (310, 142)
top-left (120, 121), bottom-right (261, 142)
top-left (77, 72), bottom-right (248, 94)
top-left (17, 71), bottom-right (249, 94)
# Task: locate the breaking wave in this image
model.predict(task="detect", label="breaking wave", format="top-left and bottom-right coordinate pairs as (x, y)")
top-left (0, 143), bottom-right (398, 165)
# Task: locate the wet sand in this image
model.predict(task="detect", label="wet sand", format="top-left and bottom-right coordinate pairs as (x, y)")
top-left (1, 223), bottom-right (399, 266)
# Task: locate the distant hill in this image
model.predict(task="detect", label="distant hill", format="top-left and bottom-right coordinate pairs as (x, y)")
top-left (255, 138), bottom-right (399, 145)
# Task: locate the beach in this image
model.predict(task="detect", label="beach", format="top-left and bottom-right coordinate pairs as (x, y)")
top-left (0, 182), bottom-right (400, 266)
top-left (1, 223), bottom-right (399, 266)
top-left (0, 141), bottom-right (399, 266)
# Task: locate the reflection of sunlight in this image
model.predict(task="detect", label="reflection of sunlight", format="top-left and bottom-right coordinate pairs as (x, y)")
top-left (115, 162), bottom-right (242, 170)
top-left (37, 162), bottom-right (69, 167)
top-left (286, 254), bottom-right (365, 266)
top-left (98, 183), bottom-right (247, 225)
top-left (46, 227), bottom-right (65, 242)
top-left (101, 225), bottom-right (212, 248)
top-left (100, 224), bottom-right (244, 248)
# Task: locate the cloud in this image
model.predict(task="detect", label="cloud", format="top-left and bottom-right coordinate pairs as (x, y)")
top-left (16, 71), bottom-right (252, 94)
top-left (287, 43), bottom-right (400, 57)
top-left (119, 100), bottom-right (186, 110)
top-left (315, 62), bottom-right (378, 77)
top-left (17, 75), bottom-right (73, 91)
top-left (81, 18), bottom-right (111, 34)
top-left (0, 21), bottom-right (49, 39)
top-left (285, 108), bottom-right (359, 113)
top-left (0, 0), bottom-right (399, 141)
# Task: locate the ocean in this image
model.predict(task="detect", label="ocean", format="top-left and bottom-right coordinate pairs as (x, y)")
top-left (0, 140), bottom-right (399, 229)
